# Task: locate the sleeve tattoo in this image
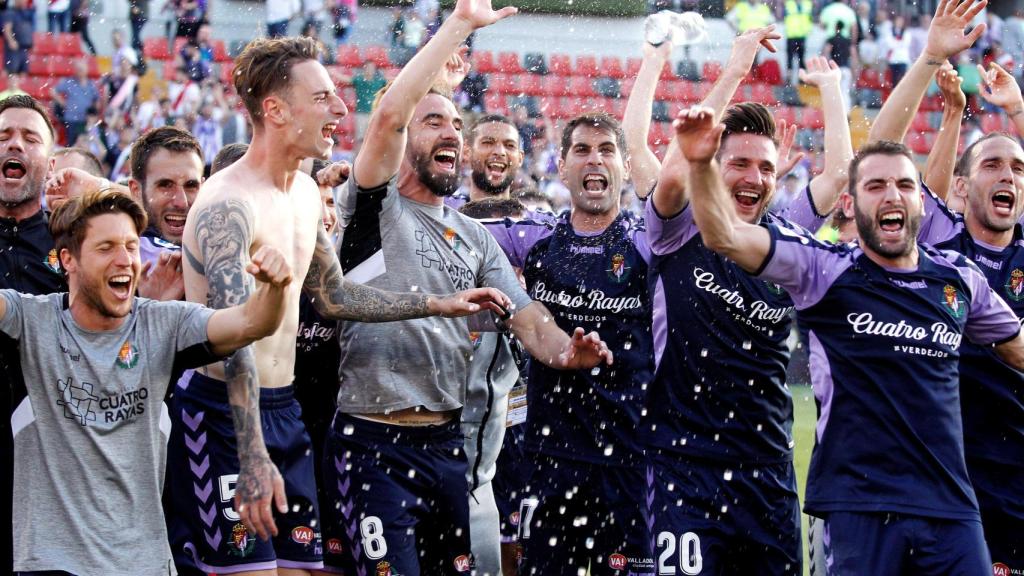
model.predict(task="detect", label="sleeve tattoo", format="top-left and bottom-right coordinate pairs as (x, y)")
top-left (192, 199), bottom-right (270, 476)
top-left (303, 225), bottom-right (434, 321)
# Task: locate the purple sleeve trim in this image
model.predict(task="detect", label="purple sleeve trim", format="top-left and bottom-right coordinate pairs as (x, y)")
top-left (777, 186), bottom-right (828, 233)
top-left (918, 181), bottom-right (963, 245)
top-left (959, 262), bottom-right (1023, 345)
top-left (644, 200), bottom-right (698, 256)
top-left (481, 218), bottom-right (553, 268)
top-left (757, 223), bottom-right (855, 310)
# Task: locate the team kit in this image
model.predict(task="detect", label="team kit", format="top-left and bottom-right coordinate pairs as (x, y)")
top-left (3, 0), bottom-right (1024, 574)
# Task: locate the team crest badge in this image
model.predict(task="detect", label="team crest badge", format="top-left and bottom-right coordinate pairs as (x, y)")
top-left (1006, 269), bottom-right (1024, 302)
top-left (444, 228), bottom-right (463, 252)
top-left (229, 523), bottom-right (255, 557)
top-left (469, 331), bottom-right (482, 350)
top-left (44, 249), bottom-right (60, 273)
top-left (764, 281), bottom-right (785, 295)
top-left (606, 253), bottom-right (631, 283)
top-left (942, 285), bottom-right (965, 318)
top-left (115, 340), bottom-right (139, 369)
top-left (376, 560), bottom-right (393, 576)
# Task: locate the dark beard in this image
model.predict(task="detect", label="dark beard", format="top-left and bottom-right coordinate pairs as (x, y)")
top-left (470, 167), bottom-right (513, 196)
top-left (855, 208), bottom-right (921, 258)
top-left (414, 155), bottom-right (461, 198)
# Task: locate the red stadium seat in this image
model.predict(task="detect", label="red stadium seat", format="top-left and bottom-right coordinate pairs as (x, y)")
top-left (33, 33), bottom-right (59, 56)
top-left (911, 111), bottom-right (933, 133)
top-left (28, 55), bottom-right (50, 77)
top-left (981, 113), bottom-right (1005, 133)
top-left (756, 59), bottom-right (783, 85)
top-left (648, 121), bottom-right (672, 146)
top-left (173, 37), bottom-right (188, 56)
top-left (626, 57), bottom-right (642, 77)
top-left (471, 49), bottom-right (496, 74)
top-left (574, 55), bottom-right (599, 78)
top-left (600, 56), bottom-right (625, 79)
top-left (336, 44), bottom-right (361, 68)
top-left (568, 76), bottom-right (595, 97)
top-left (799, 107), bottom-right (824, 129)
top-left (212, 39), bottom-right (231, 63)
top-left (607, 98), bottom-right (626, 119)
top-left (750, 83), bottom-right (777, 106)
top-left (619, 77), bottom-right (635, 98)
top-left (775, 106), bottom-right (798, 127)
top-left (856, 68), bottom-right (886, 90)
top-left (220, 62), bottom-right (236, 86)
top-left (21, 76), bottom-right (53, 100)
top-left (143, 37), bottom-right (171, 61)
top-left (363, 45), bottom-right (391, 69)
top-left (520, 74), bottom-right (544, 96)
top-left (488, 73), bottom-right (511, 95)
top-left (703, 61), bottom-right (722, 83)
top-left (655, 79), bottom-right (683, 103)
top-left (87, 57), bottom-right (101, 78)
top-left (51, 55), bottom-right (75, 77)
top-left (485, 92), bottom-right (507, 115)
top-left (497, 51), bottom-right (523, 74)
top-left (542, 75), bottom-right (569, 97)
top-left (549, 53), bottom-right (572, 76)
top-left (905, 132), bottom-right (934, 155)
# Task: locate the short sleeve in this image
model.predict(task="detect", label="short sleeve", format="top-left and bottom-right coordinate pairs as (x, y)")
top-left (0, 289), bottom-right (24, 339)
top-left (757, 222), bottom-right (855, 310)
top-left (476, 230), bottom-right (533, 313)
top-left (644, 200), bottom-right (698, 256)
top-left (480, 218), bottom-right (553, 268)
top-left (918, 182), bottom-right (963, 245)
top-left (962, 265), bottom-right (1023, 346)
top-left (775, 186), bottom-right (828, 233)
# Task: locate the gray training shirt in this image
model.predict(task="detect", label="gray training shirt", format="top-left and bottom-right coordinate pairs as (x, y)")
top-left (333, 175), bottom-right (533, 413)
top-left (3, 291), bottom-right (217, 576)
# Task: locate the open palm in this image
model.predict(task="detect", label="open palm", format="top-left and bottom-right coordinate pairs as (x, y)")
top-left (925, 0), bottom-right (987, 60)
top-left (674, 107), bottom-right (724, 164)
top-left (451, 0), bottom-right (518, 29)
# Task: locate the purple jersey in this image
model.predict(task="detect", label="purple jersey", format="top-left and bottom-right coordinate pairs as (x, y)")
top-left (759, 222), bottom-right (1020, 520)
top-left (484, 212), bottom-right (666, 465)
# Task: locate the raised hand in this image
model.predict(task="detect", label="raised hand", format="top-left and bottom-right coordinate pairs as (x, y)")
top-left (430, 287), bottom-right (513, 318)
top-left (673, 106), bottom-right (725, 164)
top-left (451, 0), bottom-right (518, 30)
top-left (138, 251), bottom-right (185, 301)
top-left (725, 25), bottom-right (781, 77)
top-left (315, 161), bottom-right (351, 188)
top-left (246, 246), bottom-right (293, 288)
top-left (799, 56), bottom-right (841, 88)
top-left (978, 61), bottom-right (1022, 112)
top-left (937, 62), bottom-right (967, 109)
top-left (45, 167), bottom-right (106, 212)
top-left (776, 118), bottom-right (805, 179)
top-left (642, 38), bottom-right (673, 62)
top-left (558, 327), bottom-right (614, 370)
top-left (925, 0), bottom-right (987, 61)
top-left (439, 45), bottom-right (472, 91)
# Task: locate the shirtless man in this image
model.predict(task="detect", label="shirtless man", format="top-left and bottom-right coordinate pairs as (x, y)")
top-left (165, 36), bottom-right (510, 576)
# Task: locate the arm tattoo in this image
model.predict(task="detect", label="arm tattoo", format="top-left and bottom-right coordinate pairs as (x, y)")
top-left (303, 225), bottom-right (433, 321)
top-left (193, 199), bottom-right (270, 476)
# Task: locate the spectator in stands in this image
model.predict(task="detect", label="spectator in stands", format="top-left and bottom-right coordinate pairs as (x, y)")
top-left (266, 0), bottom-right (299, 37)
top-left (2, 0), bottom-right (34, 77)
top-left (105, 124), bottom-right (136, 180)
top-left (460, 69), bottom-right (488, 113)
top-left (824, 21), bottom-right (853, 112)
top-left (192, 101), bottom-right (222, 173)
top-left (511, 105), bottom-right (539, 158)
top-left (403, 12), bottom-right (426, 52)
top-left (908, 14), bottom-right (931, 62)
top-left (327, 0), bottom-right (356, 46)
top-left (819, 0), bottom-right (856, 40)
top-left (166, 66), bottom-right (201, 118)
top-left (70, 0), bottom-right (97, 55)
top-left (194, 23), bottom-right (215, 63)
top-left (854, 1), bottom-right (873, 44)
top-left (53, 60), bottom-right (100, 147)
top-left (302, 0), bottom-right (326, 33)
top-left (128, 0), bottom-right (148, 54)
top-left (135, 85), bottom-right (168, 131)
top-left (0, 73), bottom-right (26, 100)
top-left (178, 39), bottom-right (211, 82)
top-left (219, 91), bottom-right (248, 145)
top-left (172, 0), bottom-right (205, 39)
top-left (883, 14), bottom-right (912, 87)
top-left (301, 20), bottom-right (335, 64)
top-left (103, 57), bottom-right (140, 123)
top-left (388, 6), bottom-right (405, 47)
top-left (784, 0), bottom-right (813, 78)
top-left (351, 61), bottom-right (385, 145)
top-left (111, 30), bottom-right (139, 74)
top-left (48, 0), bottom-right (71, 33)
top-left (726, 0), bottom-right (774, 33)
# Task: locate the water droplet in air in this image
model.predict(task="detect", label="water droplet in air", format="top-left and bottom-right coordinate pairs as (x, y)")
top-left (342, 424), bottom-right (354, 435)
top-left (723, 469), bottom-right (733, 481)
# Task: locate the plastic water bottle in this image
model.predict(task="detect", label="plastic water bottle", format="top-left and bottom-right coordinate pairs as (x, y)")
top-left (644, 10), bottom-right (708, 47)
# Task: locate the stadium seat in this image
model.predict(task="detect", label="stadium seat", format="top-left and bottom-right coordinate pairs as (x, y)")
top-left (775, 106), bottom-right (798, 127)
top-left (173, 37), bottom-right (188, 56)
top-left (703, 61), bottom-right (722, 83)
top-left (542, 75), bottom-right (569, 97)
top-left (905, 132), bottom-right (934, 155)
top-left (51, 56), bottom-right (75, 77)
top-left (524, 52), bottom-right (547, 75)
top-left (549, 53), bottom-right (572, 76)
top-left (212, 39), bottom-right (231, 63)
top-left (600, 56), bottom-right (625, 79)
top-left (756, 59), bottom-right (783, 85)
top-left (143, 37), bottom-right (171, 61)
top-left (497, 52), bottom-right (524, 74)
top-left (607, 98), bottom-right (626, 119)
top-left (575, 55), bottom-right (599, 78)
top-left (568, 76), bottom-right (595, 98)
top-left (471, 50), bottom-right (496, 74)
top-left (336, 44), bottom-right (361, 68)
top-left (363, 45), bottom-right (391, 68)
top-left (28, 55), bottom-right (50, 77)
top-left (750, 83), bottom-right (777, 106)
top-left (87, 57), bottom-right (100, 78)
top-left (911, 111), bottom-right (933, 133)
top-left (521, 74), bottom-right (544, 96)
top-left (626, 57), bottom-right (642, 77)
top-left (981, 113), bottom-right (1005, 133)
top-left (484, 92), bottom-right (507, 114)
top-left (799, 107), bottom-right (825, 129)
top-left (21, 76), bottom-right (53, 100)
top-left (32, 33), bottom-right (59, 56)
top-left (648, 121), bottom-right (671, 146)
top-left (655, 79), bottom-right (683, 103)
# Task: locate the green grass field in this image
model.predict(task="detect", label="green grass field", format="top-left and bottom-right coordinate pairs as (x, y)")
top-left (791, 384), bottom-right (818, 576)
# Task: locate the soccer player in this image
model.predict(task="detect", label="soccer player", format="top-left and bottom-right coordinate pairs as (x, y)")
top-left (674, 103), bottom-right (1024, 573)
top-left (446, 113), bottom-right (524, 210)
top-left (624, 29), bottom-right (852, 574)
top-left (9, 188), bottom-right (293, 575)
top-left (166, 35), bottom-right (512, 576)
top-left (319, 1), bottom-right (615, 573)
top-left (864, 4), bottom-right (1024, 565)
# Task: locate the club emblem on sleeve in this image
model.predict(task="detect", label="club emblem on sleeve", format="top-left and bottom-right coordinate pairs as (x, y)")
top-left (1006, 269), bottom-right (1024, 302)
top-left (606, 253), bottom-right (631, 283)
top-left (115, 340), bottom-right (139, 369)
top-left (44, 249), bottom-right (61, 273)
top-left (942, 285), bottom-right (964, 318)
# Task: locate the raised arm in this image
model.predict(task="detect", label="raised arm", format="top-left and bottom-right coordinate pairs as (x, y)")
top-left (800, 57), bottom-right (854, 215)
top-left (353, 0), bottom-right (516, 188)
top-left (978, 62), bottom-right (1024, 136)
top-left (676, 106), bottom-right (771, 273)
top-left (621, 40), bottom-right (672, 199)
top-left (302, 224), bottom-right (511, 320)
top-left (924, 63), bottom-right (966, 201)
top-left (506, 301), bottom-right (613, 370)
top-left (186, 198), bottom-right (285, 543)
top-left (868, 0), bottom-right (986, 144)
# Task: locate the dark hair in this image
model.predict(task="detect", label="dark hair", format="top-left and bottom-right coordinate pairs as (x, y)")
top-left (515, 186), bottom-right (551, 208)
top-left (955, 132), bottom-right (1018, 177)
top-left (211, 143), bottom-right (249, 174)
top-left (469, 114), bottom-right (517, 145)
top-left (129, 126), bottom-right (203, 188)
top-left (50, 189), bottom-right (148, 262)
top-left (52, 147), bottom-right (104, 177)
top-left (310, 158), bottom-right (330, 180)
top-left (848, 140), bottom-right (915, 196)
top-left (0, 94), bottom-right (56, 141)
top-left (233, 36), bottom-right (322, 126)
top-left (459, 197), bottom-right (526, 219)
top-left (720, 102), bottom-right (777, 146)
top-left (560, 112), bottom-right (627, 160)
